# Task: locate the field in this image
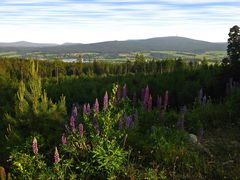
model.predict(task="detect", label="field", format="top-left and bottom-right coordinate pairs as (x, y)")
top-left (0, 55), bottom-right (239, 179)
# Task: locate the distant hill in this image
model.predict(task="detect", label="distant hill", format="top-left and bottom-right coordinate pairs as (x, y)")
top-left (0, 41), bottom-right (58, 47)
top-left (0, 36), bottom-right (227, 54)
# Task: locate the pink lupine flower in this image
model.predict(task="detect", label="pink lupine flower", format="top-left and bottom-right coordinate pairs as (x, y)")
top-left (123, 83), bottom-right (127, 98)
top-left (54, 147), bottom-right (60, 164)
top-left (148, 94), bottom-right (152, 112)
top-left (61, 134), bottom-right (67, 145)
top-left (103, 91), bottom-right (108, 111)
top-left (157, 95), bottom-right (162, 111)
top-left (70, 116), bottom-right (76, 130)
top-left (79, 123), bottom-right (84, 138)
top-left (94, 98), bottom-right (99, 114)
top-left (32, 137), bottom-right (38, 157)
top-left (164, 90), bottom-right (169, 110)
top-left (144, 86), bottom-right (149, 109)
top-left (71, 104), bottom-right (78, 118)
top-left (83, 104), bottom-right (87, 115)
top-left (87, 103), bottom-right (91, 114)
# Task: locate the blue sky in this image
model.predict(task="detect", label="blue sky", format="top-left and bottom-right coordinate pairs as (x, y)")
top-left (0, 0), bottom-right (239, 43)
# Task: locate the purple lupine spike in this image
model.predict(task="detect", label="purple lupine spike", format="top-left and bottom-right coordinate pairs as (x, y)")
top-left (117, 84), bottom-right (121, 99)
top-left (70, 116), bottom-right (76, 130)
top-left (87, 103), bottom-right (91, 114)
top-left (94, 98), bottom-right (99, 114)
top-left (32, 137), bottom-right (38, 157)
top-left (144, 86), bottom-right (149, 109)
top-left (83, 104), bottom-right (87, 115)
top-left (103, 91), bottom-right (108, 111)
top-left (164, 90), bottom-right (169, 110)
top-left (123, 83), bottom-right (127, 98)
top-left (79, 123), bottom-right (84, 138)
top-left (132, 92), bottom-right (137, 105)
top-left (148, 94), bottom-right (152, 112)
top-left (92, 118), bottom-right (99, 130)
top-left (54, 147), bottom-right (60, 164)
top-left (71, 104), bottom-right (78, 118)
top-left (126, 116), bottom-right (133, 128)
top-left (157, 95), bottom-right (162, 111)
top-left (61, 134), bottom-right (67, 145)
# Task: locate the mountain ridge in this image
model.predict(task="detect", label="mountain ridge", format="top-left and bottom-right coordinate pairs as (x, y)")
top-left (0, 36), bottom-right (227, 54)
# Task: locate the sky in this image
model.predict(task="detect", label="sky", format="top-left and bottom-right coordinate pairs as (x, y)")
top-left (0, 0), bottom-right (239, 44)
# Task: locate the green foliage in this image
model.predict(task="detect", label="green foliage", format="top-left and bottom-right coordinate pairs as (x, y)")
top-left (227, 25), bottom-right (240, 64)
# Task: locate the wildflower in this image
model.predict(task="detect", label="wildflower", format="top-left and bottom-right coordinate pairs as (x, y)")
top-left (94, 98), bottom-right (99, 114)
top-left (103, 91), bottom-right (108, 111)
top-left (126, 116), bottom-right (133, 128)
top-left (123, 83), bottom-right (127, 98)
top-left (83, 104), bottom-right (87, 115)
top-left (70, 116), bottom-right (76, 130)
top-left (202, 95), bottom-right (207, 105)
top-left (144, 86), bottom-right (149, 109)
top-left (87, 103), bottom-right (91, 114)
top-left (71, 104), bottom-right (78, 118)
top-left (118, 119), bottom-right (123, 129)
top-left (79, 123), bottom-right (84, 138)
top-left (157, 95), bottom-right (162, 111)
top-left (164, 90), bottom-right (169, 110)
top-left (61, 134), bottom-right (67, 145)
top-left (32, 137), bottom-right (38, 157)
top-left (54, 147), bottom-right (60, 164)
top-left (148, 94), bottom-right (152, 112)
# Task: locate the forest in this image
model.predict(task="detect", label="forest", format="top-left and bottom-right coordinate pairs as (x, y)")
top-left (0, 26), bottom-right (240, 179)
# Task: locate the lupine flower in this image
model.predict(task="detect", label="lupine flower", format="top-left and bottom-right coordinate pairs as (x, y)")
top-left (157, 95), bottom-right (162, 111)
top-left (87, 103), bottom-right (91, 114)
top-left (83, 104), bottom-right (87, 115)
top-left (54, 147), bottom-right (60, 164)
top-left (123, 83), bottom-right (127, 98)
top-left (32, 137), bottom-right (38, 157)
top-left (126, 116), bottom-right (133, 128)
top-left (79, 123), bottom-right (84, 138)
top-left (71, 104), bottom-right (78, 118)
top-left (164, 90), bottom-right (169, 110)
top-left (103, 91), bottom-right (108, 111)
top-left (148, 94), bottom-right (152, 112)
top-left (70, 116), bottom-right (76, 130)
top-left (61, 134), bottom-right (67, 145)
top-left (94, 98), bottom-right (99, 114)
top-left (117, 84), bottom-right (121, 99)
top-left (144, 86), bottom-right (149, 109)
top-left (92, 118), bottom-right (99, 129)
